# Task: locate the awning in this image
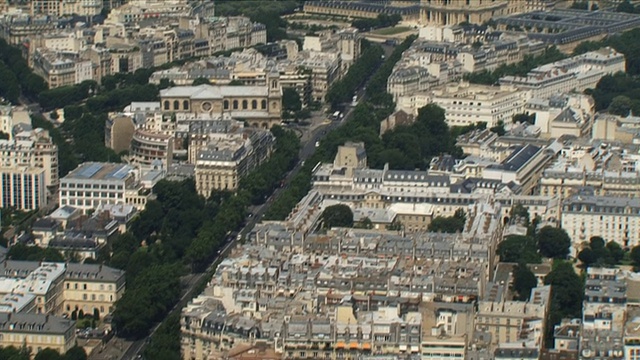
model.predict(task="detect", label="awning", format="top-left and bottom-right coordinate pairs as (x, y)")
top-left (336, 341), bottom-right (346, 349)
top-left (411, 345), bottom-right (420, 353)
top-left (399, 344), bottom-right (408, 351)
top-left (349, 342), bottom-right (358, 349)
top-left (362, 343), bottom-right (371, 350)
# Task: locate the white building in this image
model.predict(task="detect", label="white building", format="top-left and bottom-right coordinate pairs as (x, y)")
top-left (562, 195), bottom-right (640, 254)
top-left (0, 167), bottom-right (47, 210)
top-left (398, 82), bottom-right (527, 128)
top-left (500, 47), bottom-right (626, 100)
top-left (59, 162), bottom-right (151, 213)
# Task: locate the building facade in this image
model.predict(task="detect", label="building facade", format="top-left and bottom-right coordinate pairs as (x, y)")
top-left (159, 81), bottom-right (283, 129)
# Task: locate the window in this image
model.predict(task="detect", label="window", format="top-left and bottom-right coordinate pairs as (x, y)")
top-left (183, 100), bottom-right (189, 110)
top-left (233, 100), bottom-right (238, 109)
top-left (261, 99), bottom-right (267, 109)
top-left (223, 100), bottom-right (229, 110)
top-left (242, 100), bottom-right (248, 109)
top-left (173, 100), bottom-right (180, 110)
top-left (163, 100), bottom-right (169, 110)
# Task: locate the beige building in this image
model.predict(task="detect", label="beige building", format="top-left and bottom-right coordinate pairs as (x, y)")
top-left (31, 0), bottom-right (103, 16)
top-left (0, 312), bottom-right (76, 357)
top-left (159, 81), bottom-right (283, 129)
top-left (62, 263), bottom-right (126, 318)
top-left (476, 286), bottom-right (550, 353)
top-left (561, 195), bottom-right (640, 253)
top-left (419, 0), bottom-right (551, 26)
top-left (194, 128), bottom-right (274, 196)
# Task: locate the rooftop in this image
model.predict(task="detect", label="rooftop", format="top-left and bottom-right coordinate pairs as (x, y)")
top-left (63, 162), bottom-right (133, 182)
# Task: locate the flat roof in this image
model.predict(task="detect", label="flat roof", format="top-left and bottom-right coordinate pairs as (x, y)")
top-left (63, 162), bottom-right (133, 182)
top-left (160, 84), bottom-right (269, 99)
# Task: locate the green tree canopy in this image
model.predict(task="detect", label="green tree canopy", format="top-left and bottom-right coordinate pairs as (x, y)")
top-left (282, 87), bottom-right (302, 112)
top-left (513, 263), bottom-right (537, 301)
top-left (497, 235), bottom-right (541, 264)
top-left (544, 259), bottom-right (585, 347)
top-left (536, 226), bottom-right (571, 259)
top-left (428, 209), bottom-right (466, 233)
top-left (322, 204), bottom-right (354, 229)
top-left (192, 77), bottom-right (210, 86)
top-left (34, 349), bottom-right (62, 360)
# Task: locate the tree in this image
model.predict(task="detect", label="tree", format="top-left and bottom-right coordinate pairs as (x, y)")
top-left (63, 346), bottom-right (87, 360)
top-left (428, 209), bottom-right (466, 233)
top-left (34, 349), bottom-right (62, 360)
top-left (617, 0), bottom-right (637, 13)
top-left (545, 261), bottom-right (584, 319)
top-left (497, 235), bottom-right (541, 264)
top-left (192, 77), bottom-right (210, 86)
top-left (577, 247), bottom-right (598, 267)
top-left (509, 203), bottom-right (530, 226)
top-left (536, 226), bottom-right (571, 259)
top-left (608, 95), bottom-right (633, 116)
top-left (50, 110), bottom-right (59, 120)
top-left (631, 245), bottom-right (640, 269)
top-left (513, 263), bottom-right (537, 301)
top-left (544, 260), bottom-right (584, 345)
top-left (489, 120), bottom-right (506, 136)
top-left (321, 204), bottom-right (354, 229)
top-left (282, 87), bottom-right (302, 112)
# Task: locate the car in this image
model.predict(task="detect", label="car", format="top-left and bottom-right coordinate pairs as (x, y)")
top-left (248, 213), bottom-right (253, 218)
top-left (315, 141), bottom-right (320, 147)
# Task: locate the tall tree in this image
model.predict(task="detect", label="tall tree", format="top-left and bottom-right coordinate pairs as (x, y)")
top-left (322, 204), bottom-right (354, 229)
top-left (536, 226), bottom-right (571, 259)
top-left (513, 263), bottom-right (537, 301)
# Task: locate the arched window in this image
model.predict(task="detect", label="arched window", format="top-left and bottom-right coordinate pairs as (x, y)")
top-left (173, 100), bottom-right (180, 110)
top-left (233, 100), bottom-right (238, 109)
top-left (183, 100), bottom-right (189, 110)
top-left (251, 100), bottom-right (257, 109)
top-left (163, 100), bottom-right (170, 110)
top-left (224, 100), bottom-right (229, 110)
top-left (261, 100), bottom-right (267, 109)
top-left (242, 100), bottom-right (248, 109)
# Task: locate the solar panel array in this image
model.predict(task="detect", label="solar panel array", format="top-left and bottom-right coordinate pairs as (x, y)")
top-left (76, 163), bottom-right (103, 178)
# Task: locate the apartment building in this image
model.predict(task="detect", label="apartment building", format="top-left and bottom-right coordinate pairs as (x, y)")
top-left (31, 0), bottom-right (103, 16)
top-left (562, 193), bottom-right (640, 253)
top-left (580, 268), bottom-right (627, 360)
top-left (194, 127), bottom-right (274, 195)
top-left (0, 312), bottom-right (76, 356)
top-left (0, 167), bottom-right (47, 210)
top-left (31, 48), bottom-right (94, 89)
top-left (476, 286), bottom-right (551, 355)
top-left (421, 302), bottom-right (474, 360)
top-left (130, 129), bottom-right (174, 169)
top-left (0, 260), bottom-right (125, 319)
top-left (0, 13), bottom-right (65, 45)
top-left (398, 82), bottom-right (528, 128)
top-left (0, 128), bottom-right (59, 188)
top-left (63, 263), bottom-right (126, 317)
top-left (59, 162), bottom-right (152, 213)
top-left (540, 142), bottom-right (640, 199)
top-left (0, 125), bottom-right (57, 210)
top-left (500, 47), bottom-right (626, 100)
